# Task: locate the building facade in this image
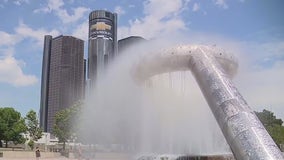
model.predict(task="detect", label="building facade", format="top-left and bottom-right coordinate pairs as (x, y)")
top-left (88, 10), bottom-right (117, 88)
top-left (118, 36), bottom-right (146, 54)
top-left (40, 35), bottom-right (85, 133)
top-left (39, 35), bottom-right (52, 132)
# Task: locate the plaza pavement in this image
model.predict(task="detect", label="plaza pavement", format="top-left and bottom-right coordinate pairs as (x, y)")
top-left (0, 151), bottom-right (132, 160)
top-left (0, 158), bottom-right (130, 160)
top-left (0, 158), bottom-right (71, 160)
top-left (0, 152), bottom-right (132, 160)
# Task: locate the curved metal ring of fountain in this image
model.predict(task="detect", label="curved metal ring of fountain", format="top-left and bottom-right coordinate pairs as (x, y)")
top-left (132, 45), bottom-right (284, 160)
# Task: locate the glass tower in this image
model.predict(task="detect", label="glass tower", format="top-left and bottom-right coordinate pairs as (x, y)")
top-left (40, 35), bottom-right (85, 132)
top-left (88, 10), bottom-right (117, 88)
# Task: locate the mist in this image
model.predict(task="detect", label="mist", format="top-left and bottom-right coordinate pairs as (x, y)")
top-left (76, 39), bottom-right (231, 155)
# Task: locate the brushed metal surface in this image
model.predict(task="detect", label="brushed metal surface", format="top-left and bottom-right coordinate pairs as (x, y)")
top-left (133, 45), bottom-right (284, 160)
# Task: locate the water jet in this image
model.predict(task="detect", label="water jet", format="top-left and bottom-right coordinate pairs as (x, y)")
top-left (132, 44), bottom-right (284, 160)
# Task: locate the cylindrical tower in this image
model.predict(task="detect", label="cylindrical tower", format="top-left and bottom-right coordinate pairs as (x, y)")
top-left (40, 35), bottom-right (52, 132)
top-left (88, 10), bottom-right (117, 88)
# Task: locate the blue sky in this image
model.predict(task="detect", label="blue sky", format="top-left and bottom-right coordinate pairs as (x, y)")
top-left (0, 0), bottom-right (284, 119)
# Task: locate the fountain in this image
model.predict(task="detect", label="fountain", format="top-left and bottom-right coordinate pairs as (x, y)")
top-left (79, 42), bottom-right (284, 160)
top-left (133, 44), bottom-right (284, 160)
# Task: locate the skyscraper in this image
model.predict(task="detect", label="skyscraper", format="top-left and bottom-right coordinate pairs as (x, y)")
top-left (39, 35), bottom-right (52, 131)
top-left (40, 35), bottom-right (85, 133)
top-left (88, 10), bottom-right (117, 88)
top-left (118, 36), bottom-right (146, 54)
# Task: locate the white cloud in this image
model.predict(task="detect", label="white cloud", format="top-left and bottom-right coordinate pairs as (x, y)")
top-left (72, 20), bottom-right (88, 41)
top-left (0, 31), bottom-right (21, 46)
top-left (0, 53), bottom-right (37, 87)
top-left (117, 26), bottom-right (130, 39)
top-left (56, 6), bottom-right (90, 24)
top-left (46, 0), bottom-right (64, 12)
top-left (214, 0), bottom-right (228, 9)
top-left (118, 0), bottom-right (188, 39)
top-left (33, 0), bottom-right (90, 24)
top-left (67, 0), bottom-right (74, 4)
top-left (192, 3), bottom-right (200, 12)
top-left (143, 0), bottom-right (183, 19)
top-left (236, 61), bottom-right (284, 119)
top-left (114, 6), bottom-right (126, 16)
top-left (0, 47), bottom-right (14, 58)
top-left (0, 21), bottom-right (59, 87)
top-left (226, 40), bottom-right (284, 120)
top-left (15, 21), bottom-right (59, 46)
top-left (233, 41), bottom-right (284, 70)
top-left (260, 41), bottom-right (284, 58)
top-left (0, 0), bottom-right (29, 6)
top-left (33, 7), bottom-right (49, 13)
top-left (13, 0), bottom-right (29, 6)
top-left (0, 21), bottom-right (59, 48)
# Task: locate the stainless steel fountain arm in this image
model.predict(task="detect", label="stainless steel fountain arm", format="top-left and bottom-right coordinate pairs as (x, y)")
top-left (133, 45), bottom-right (284, 160)
top-left (189, 47), bottom-right (284, 160)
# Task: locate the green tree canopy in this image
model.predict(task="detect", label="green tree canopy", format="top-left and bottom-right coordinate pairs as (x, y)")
top-left (25, 110), bottom-right (43, 150)
top-left (255, 109), bottom-right (283, 127)
top-left (0, 107), bottom-right (27, 148)
top-left (255, 109), bottom-right (284, 148)
top-left (52, 101), bottom-right (83, 150)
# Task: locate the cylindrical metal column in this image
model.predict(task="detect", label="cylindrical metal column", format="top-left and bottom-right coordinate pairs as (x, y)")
top-left (88, 10), bottom-right (117, 88)
top-left (40, 35), bottom-right (52, 132)
top-left (189, 48), bottom-right (284, 160)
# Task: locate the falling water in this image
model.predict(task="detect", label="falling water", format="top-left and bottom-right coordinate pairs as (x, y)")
top-left (76, 40), bottom-right (231, 156)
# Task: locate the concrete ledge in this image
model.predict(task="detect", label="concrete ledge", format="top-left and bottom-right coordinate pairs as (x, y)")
top-left (1, 151), bottom-right (61, 158)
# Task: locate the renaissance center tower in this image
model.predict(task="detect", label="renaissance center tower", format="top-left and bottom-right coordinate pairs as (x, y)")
top-left (40, 35), bottom-right (85, 132)
top-left (88, 10), bottom-right (117, 88)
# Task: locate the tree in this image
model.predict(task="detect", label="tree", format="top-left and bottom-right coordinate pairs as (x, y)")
top-left (255, 109), bottom-right (283, 127)
top-left (255, 109), bottom-right (284, 148)
top-left (52, 101), bottom-right (83, 150)
top-left (0, 107), bottom-right (27, 148)
top-left (266, 124), bottom-right (284, 148)
top-left (28, 140), bottom-right (34, 150)
top-left (25, 110), bottom-right (43, 150)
